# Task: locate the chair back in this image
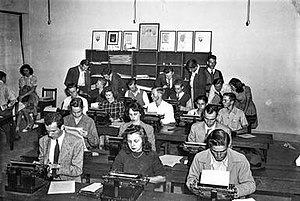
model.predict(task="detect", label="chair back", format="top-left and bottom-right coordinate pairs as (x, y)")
top-left (41, 88), bottom-right (57, 107)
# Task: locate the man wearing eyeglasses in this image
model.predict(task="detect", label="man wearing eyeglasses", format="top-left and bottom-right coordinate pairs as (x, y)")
top-left (38, 112), bottom-right (84, 181)
top-left (186, 129), bottom-right (256, 198)
top-left (188, 104), bottom-right (231, 143)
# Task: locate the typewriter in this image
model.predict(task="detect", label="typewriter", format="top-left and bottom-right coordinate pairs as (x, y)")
top-left (194, 183), bottom-right (237, 201)
top-left (101, 171), bottom-right (149, 201)
top-left (104, 136), bottom-right (124, 161)
top-left (5, 160), bottom-right (47, 194)
top-left (182, 141), bottom-right (207, 153)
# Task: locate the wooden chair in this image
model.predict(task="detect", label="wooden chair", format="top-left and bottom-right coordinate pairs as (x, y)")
top-left (38, 88), bottom-right (57, 117)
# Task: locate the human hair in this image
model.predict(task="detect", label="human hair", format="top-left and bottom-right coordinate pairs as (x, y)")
top-left (163, 66), bottom-right (174, 74)
top-left (122, 124), bottom-right (152, 153)
top-left (20, 64), bottom-right (34, 76)
top-left (103, 86), bottom-right (116, 98)
top-left (96, 77), bottom-right (107, 86)
top-left (223, 92), bottom-right (236, 102)
top-left (185, 59), bottom-right (198, 69)
top-left (126, 102), bottom-right (145, 118)
top-left (64, 83), bottom-right (78, 96)
top-left (44, 112), bottom-right (64, 129)
top-left (229, 78), bottom-right (245, 93)
top-left (207, 129), bottom-right (230, 148)
top-left (127, 78), bottom-right (136, 87)
top-left (102, 66), bottom-right (112, 76)
top-left (207, 54), bottom-right (217, 61)
top-left (70, 97), bottom-right (83, 109)
top-left (213, 78), bottom-right (224, 86)
top-left (80, 59), bottom-right (90, 66)
top-left (194, 95), bottom-right (208, 104)
top-left (173, 79), bottom-right (184, 88)
top-left (204, 104), bottom-right (218, 115)
top-left (153, 87), bottom-right (165, 95)
top-left (0, 71), bottom-right (6, 80)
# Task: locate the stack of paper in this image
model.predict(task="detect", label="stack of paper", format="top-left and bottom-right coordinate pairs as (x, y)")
top-left (159, 155), bottom-right (183, 167)
top-left (80, 183), bottom-right (103, 192)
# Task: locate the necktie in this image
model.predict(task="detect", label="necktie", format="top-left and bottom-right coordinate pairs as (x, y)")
top-left (54, 139), bottom-right (60, 164)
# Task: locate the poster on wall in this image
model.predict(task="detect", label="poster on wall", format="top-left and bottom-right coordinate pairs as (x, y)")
top-left (139, 23), bottom-right (160, 50)
top-left (107, 31), bottom-right (122, 51)
top-left (123, 31), bottom-right (138, 51)
top-left (176, 31), bottom-right (193, 52)
top-left (159, 31), bottom-right (176, 52)
top-left (194, 31), bottom-right (212, 53)
top-left (91, 30), bottom-right (107, 50)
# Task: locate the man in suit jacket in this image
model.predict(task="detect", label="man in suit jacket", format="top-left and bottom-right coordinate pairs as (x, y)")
top-left (155, 66), bottom-right (181, 100)
top-left (38, 112), bottom-right (84, 181)
top-left (204, 55), bottom-right (223, 93)
top-left (186, 59), bottom-right (207, 106)
top-left (64, 59), bottom-right (91, 95)
top-left (188, 104), bottom-right (231, 144)
top-left (102, 66), bottom-right (126, 99)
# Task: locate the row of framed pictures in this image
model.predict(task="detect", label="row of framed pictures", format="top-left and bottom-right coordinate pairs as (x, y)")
top-left (91, 23), bottom-right (212, 52)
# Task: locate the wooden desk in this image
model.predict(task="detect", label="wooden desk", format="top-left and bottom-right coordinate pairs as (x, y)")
top-left (0, 114), bottom-right (15, 150)
top-left (155, 126), bottom-right (273, 162)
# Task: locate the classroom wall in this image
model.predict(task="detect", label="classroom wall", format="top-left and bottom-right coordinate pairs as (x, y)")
top-left (24, 0), bottom-right (300, 135)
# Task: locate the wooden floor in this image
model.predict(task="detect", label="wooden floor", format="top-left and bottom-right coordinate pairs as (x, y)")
top-left (1, 126), bottom-right (300, 200)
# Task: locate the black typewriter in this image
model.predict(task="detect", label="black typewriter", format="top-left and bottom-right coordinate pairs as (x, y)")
top-left (101, 171), bottom-right (149, 201)
top-left (5, 160), bottom-right (47, 194)
top-left (194, 183), bottom-right (237, 201)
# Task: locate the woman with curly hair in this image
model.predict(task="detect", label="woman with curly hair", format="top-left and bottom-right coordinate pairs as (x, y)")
top-left (111, 124), bottom-right (166, 184)
top-left (16, 64), bottom-right (39, 133)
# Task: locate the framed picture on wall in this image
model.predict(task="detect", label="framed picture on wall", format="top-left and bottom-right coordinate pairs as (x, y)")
top-left (194, 31), bottom-right (212, 53)
top-left (159, 31), bottom-right (176, 52)
top-left (176, 31), bottom-right (193, 52)
top-left (123, 31), bottom-right (138, 51)
top-left (139, 23), bottom-right (160, 50)
top-left (107, 31), bottom-right (122, 51)
top-left (91, 30), bottom-right (107, 50)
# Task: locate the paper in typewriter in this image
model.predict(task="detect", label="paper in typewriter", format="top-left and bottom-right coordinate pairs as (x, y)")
top-left (200, 170), bottom-right (230, 187)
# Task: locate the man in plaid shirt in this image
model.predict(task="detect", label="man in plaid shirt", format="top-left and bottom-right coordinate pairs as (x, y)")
top-left (101, 87), bottom-right (125, 122)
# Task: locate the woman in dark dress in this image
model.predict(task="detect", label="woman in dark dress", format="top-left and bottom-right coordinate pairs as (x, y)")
top-left (111, 124), bottom-right (166, 184)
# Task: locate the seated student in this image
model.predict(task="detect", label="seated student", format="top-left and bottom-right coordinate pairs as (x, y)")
top-left (188, 104), bottom-right (231, 143)
top-left (124, 78), bottom-right (150, 108)
top-left (154, 66), bottom-right (181, 99)
top-left (102, 66), bottom-right (126, 98)
top-left (118, 102), bottom-right (155, 151)
top-left (63, 98), bottom-right (99, 150)
top-left (229, 78), bottom-right (258, 129)
top-left (111, 125), bottom-right (166, 184)
top-left (187, 95), bottom-right (208, 117)
top-left (207, 78), bottom-right (232, 105)
top-left (61, 83), bottom-right (89, 114)
top-left (90, 77), bottom-right (107, 103)
top-left (0, 71), bottom-right (19, 141)
top-left (204, 54), bottom-right (223, 94)
top-left (147, 87), bottom-right (176, 125)
top-left (217, 93), bottom-right (248, 134)
top-left (169, 79), bottom-right (192, 112)
top-left (38, 112), bottom-right (84, 181)
top-left (186, 129), bottom-right (256, 198)
top-left (101, 87), bottom-right (125, 122)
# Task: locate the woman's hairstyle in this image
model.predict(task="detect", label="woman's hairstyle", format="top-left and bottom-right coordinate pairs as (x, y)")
top-left (96, 77), bottom-right (107, 86)
top-left (213, 78), bottom-right (224, 86)
top-left (229, 78), bottom-right (245, 93)
top-left (207, 129), bottom-right (230, 148)
top-left (103, 86), bottom-right (116, 98)
top-left (127, 78), bottom-right (137, 87)
top-left (126, 102), bottom-right (145, 118)
top-left (20, 64), bottom-right (34, 76)
top-left (122, 124), bottom-right (152, 154)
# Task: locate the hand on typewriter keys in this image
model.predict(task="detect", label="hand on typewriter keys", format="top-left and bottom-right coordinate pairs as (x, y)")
top-left (47, 163), bottom-right (60, 178)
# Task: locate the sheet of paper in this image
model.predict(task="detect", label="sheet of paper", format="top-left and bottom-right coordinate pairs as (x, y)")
top-left (296, 155), bottom-right (300, 166)
top-left (232, 198), bottom-right (255, 201)
top-left (64, 126), bottom-right (88, 151)
top-left (159, 155), bottom-right (183, 167)
top-left (48, 180), bottom-right (75, 194)
top-left (80, 183), bottom-right (103, 192)
top-left (18, 102), bottom-right (26, 112)
top-left (43, 106), bottom-right (58, 112)
top-left (200, 169), bottom-right (229, 187)
top-left (237, 134), bottom-right (256, 139)
top-left (90, 102), bottom-right (99, 108)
